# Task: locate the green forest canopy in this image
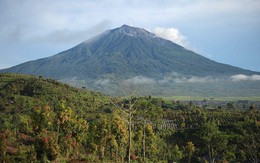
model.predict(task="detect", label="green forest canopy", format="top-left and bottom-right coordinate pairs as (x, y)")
top-left (0, 73), bottom-right (259, 162)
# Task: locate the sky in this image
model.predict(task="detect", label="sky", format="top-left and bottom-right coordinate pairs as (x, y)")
top-left (0, 0), bottom-right (260, 71)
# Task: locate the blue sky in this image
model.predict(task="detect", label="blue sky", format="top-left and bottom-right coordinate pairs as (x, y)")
top-left (0, 0), bottom-right (260, 71)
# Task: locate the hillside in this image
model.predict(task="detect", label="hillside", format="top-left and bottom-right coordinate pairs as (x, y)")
top-left (0, 25), bottom-right (259, 96)
top-left (0, 74), bottom-right (259, 162)
top-left (0, 73), bottom-right (112, 118)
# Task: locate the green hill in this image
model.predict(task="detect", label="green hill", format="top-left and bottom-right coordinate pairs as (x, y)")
top-left (0, 73), bottom-right (112, 121)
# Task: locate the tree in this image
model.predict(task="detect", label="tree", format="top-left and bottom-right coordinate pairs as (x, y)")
top-left (0, 132), bottom-right (7, 163)
top-left (55, 101), bottom-right (88, 159)
top-left (171, 145), bottom-right (183, 162)
top-left (136, 99), bottom-right (154, 161)
top-left (114, 96), bottom-right (138, 163)
top-left (126, 98), bottom-right (138, 163)
top-left (144, 123), bottom-right (158, 161)
top-left (35, 131), bottom-right (60, 161)
top-left (111, 114), bottom-right (128, 162)
top-left (185, 141), bottom-right (195, 163)
top-left (199, 122), bottom-right (228, 163)
top-left (238, 122), bottom-right (259, 163)
top-left (226, 102), bottom-right (235, 110)
top-left (95, 116), bottom-right (109, 160)
top-left (31, 105), bottom-right (53, 135)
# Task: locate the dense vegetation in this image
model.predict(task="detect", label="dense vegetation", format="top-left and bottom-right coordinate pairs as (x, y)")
top-left (0, 73), bottom-right (259, 162)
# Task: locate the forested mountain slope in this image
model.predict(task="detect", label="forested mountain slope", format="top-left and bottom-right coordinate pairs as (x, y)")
top-left (0, 74), bottom-right (259, 162)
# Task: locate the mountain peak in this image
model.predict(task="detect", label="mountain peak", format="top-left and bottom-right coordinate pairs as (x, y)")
top-left (113, 24), bottom-right (156, 38)
top-left (120, 24), bottom-right (133, 29)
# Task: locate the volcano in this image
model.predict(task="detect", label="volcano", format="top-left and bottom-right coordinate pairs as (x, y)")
top-left (1, 25), bottom-right (259, 96)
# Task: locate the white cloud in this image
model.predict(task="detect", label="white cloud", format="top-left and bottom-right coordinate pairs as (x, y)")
top-left (171, 76), bottom-right (216, 83)
top-left (153, 27), bottom-right (187, 47)
top-left (231, 74), bottom-right (248, 81)
top-left (252, 75), bottom-right (260, 80)
top-left (124, 76), bottom-right (156, 85)
top-left (158, 72), bottom-right (217, 83)
top-left (124, 73), bottom-right (217, 85)
top-left (36, 20), bottom-right (111, 44)
top-left (231, 74), bottom-right (260, 81)
top-left (124, 74), bottom-right (260, 85)
top-left (185, 76), bottom-right (215, 83)
top-left (95, 79), bottom-right (110, 85)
